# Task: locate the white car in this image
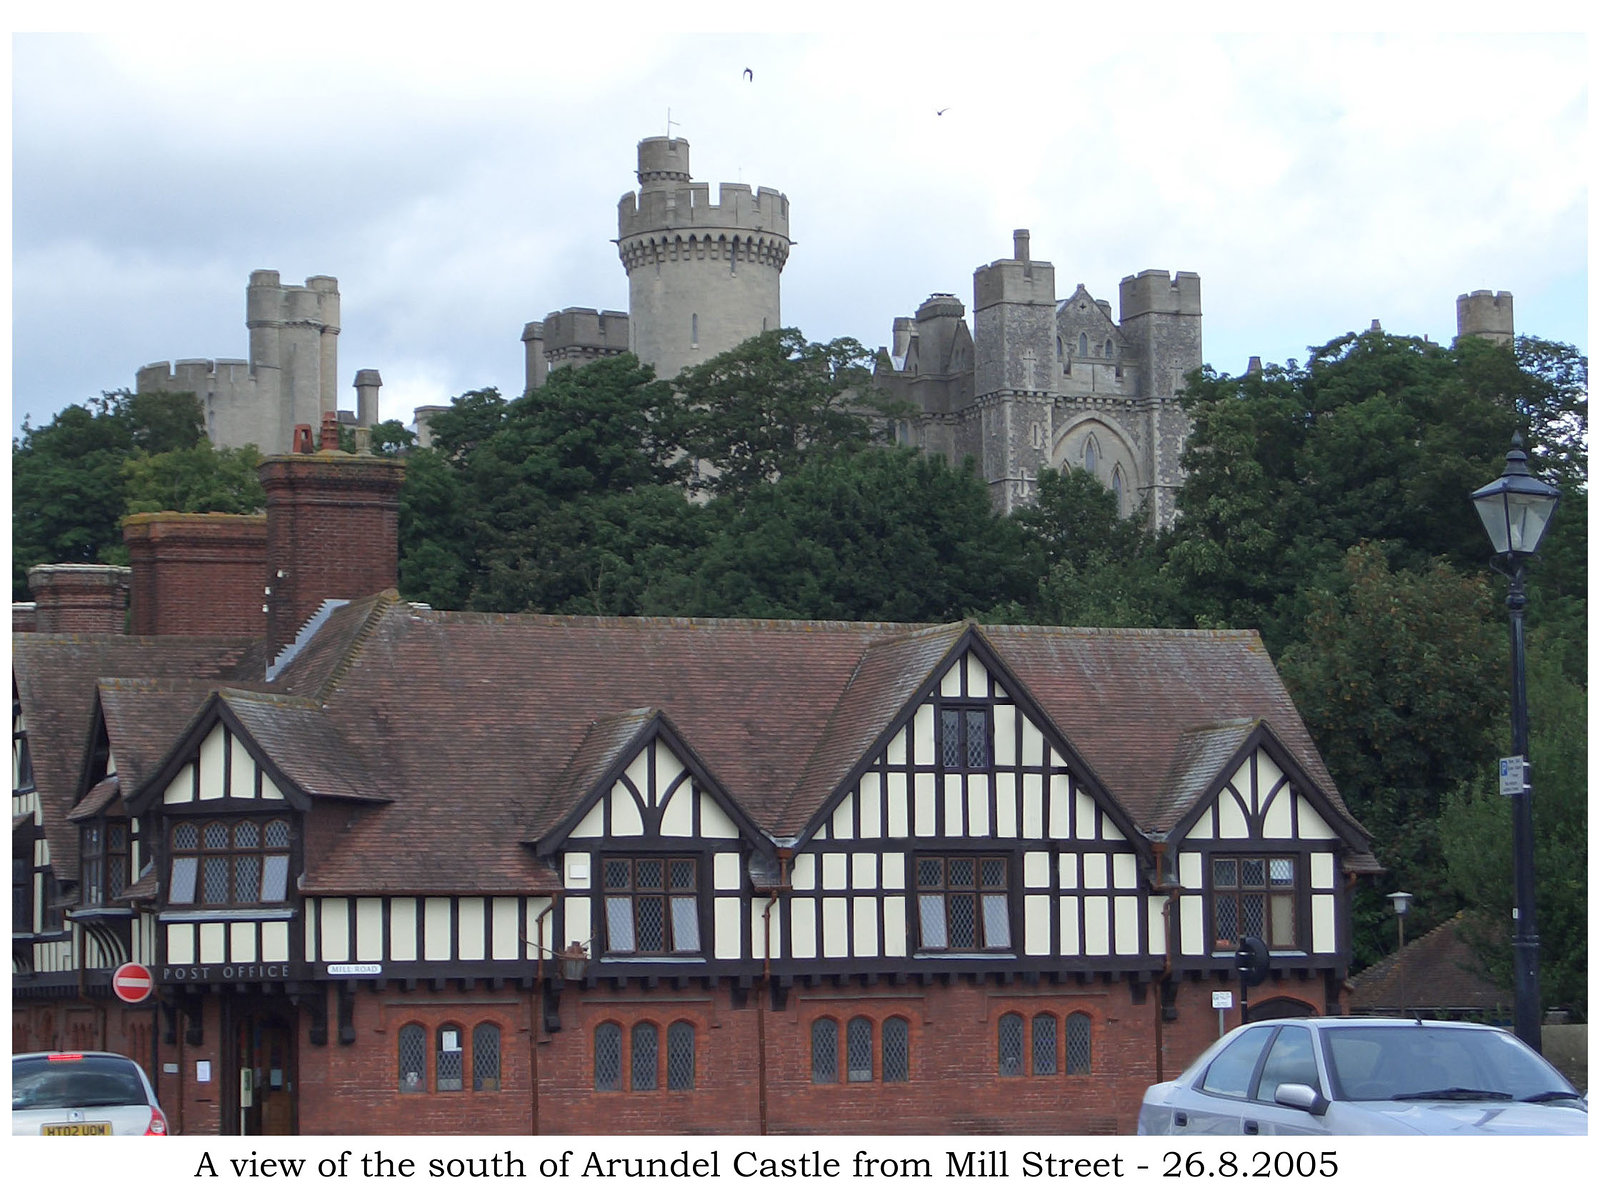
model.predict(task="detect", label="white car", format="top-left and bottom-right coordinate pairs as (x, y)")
top-left (12, 1051), bottom-right (169, 1136)
top-left (1138, 1018), bottom-right (1586, 1135)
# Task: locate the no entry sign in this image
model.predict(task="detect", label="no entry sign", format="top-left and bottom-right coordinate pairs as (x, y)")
top-left (111, 961), bottom-right (155, 1004)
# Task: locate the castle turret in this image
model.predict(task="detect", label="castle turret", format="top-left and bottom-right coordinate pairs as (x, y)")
top-left (1456, 290), bottom-right (1514, 346)
top-left (973, 230), bottom-right (1058, 397)
top-left (617, 137), bottom-right (790, 380)
top-left (1117, 270), bottom-right (1202, 401)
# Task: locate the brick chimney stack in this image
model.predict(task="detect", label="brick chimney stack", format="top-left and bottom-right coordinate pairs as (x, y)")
top-left (259, 418), bottom-right (405, 658)
top-left (122, 512), bottom-right (269, 637)
top-left (26, 564), bottom-right (131, 633)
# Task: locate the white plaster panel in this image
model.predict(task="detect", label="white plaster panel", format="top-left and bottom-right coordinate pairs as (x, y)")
top-left (852, 853), bottom-right (877, 889)
top-left (1051, 748), bottom-right (1066, 768)
top-left (1217, 793), bottom-right (1250, 839)
top-left (199, 922), bottom-right (226, 964)
top-left (940, 661), bottom-right (961, 697)
top-left (1297, 799), bottom-right (1336, 840)
top-left (715, 852), bottom-right (741, 891)
top-left (914, 774), bottom-right (936, 836)
top-left (1025, 895), bottom-right (1051, 956)
top-left (390, 898), bottom-right (416, 961)
top-left (886, 773), bottom-right (909, 837)
top-left (1083, 854), bottom-right (1108, 889)
top-left (993, 704), bottom-right (1017, 766)
top-left (527, 898), bottom-right (555, 959)
top-left (1313, 894), bottom-right (1337, 954)
top-left (1022, 783), bottom-right (1044, 839)
top-left (229, 732), bottom-right (255, 799)
top-left (300, 901), bottom-right (316, 962)
top-left (944, 780), bottom-right (965, 837)
top-left (624, 746), bottom-right (651, 803)
top-left (1048, 775), bottom-right (1070, 838)
top-left (356, 897), bottom-right (383, 960)
top-left (966, 654), bottom-right (989, 697)
top-left (790, 898), bottom-right (817, 957)
top-left (1083, 897), bottom-right (1110, 955)
top-left (1229, 760), bottom-right (1255, 813)
top-left (1179, 895), bottom-right (1203, 956)
top-left (491, 897), bottom-right (519, 960)
top-left (564, 853), bottom-right (592, 888)
top-left (198, 725), bottom-right (225, 801)
top-left (164, 764), bottom-right (194, 807)
top-left (1102, 819), bottom-right (1125, 842)
top-left (458, 898), bottom-right (485, 959)
top-left (1113, 854), bottom-right (1138, 889)
top-left (831, 797), bottom-right (855, 840)
top-left (320, 899), bottom-right (349, 961)
top-left (261, 921), bottom-right (289, 962)
top-left (1261, 789), bottom-right (1294, 839)
top-left (1179, 852), bottom-right (1203, 888)
top-left (886, 729), bottom-right (907, 765)
top-left (1256, 753), bottom-right (1285, 803)
top-left (566, 896), bottom-right (591, 952)
top-left (1059, 897), bottom-right (1081, 955)
top-left (609, 787), bottom-right (643, 835)
top-left (754, 901), bottom-right (781, 960)
top-left (966, 775), bottom-right (990, 837)
top-left (260, 773), bottom-right (283, 801)
top-left (995, 774), bottom-right (1017, 837)
top-left (882, 853), bottom-right (904, 891)
top-left (822, 853), bottom-right (847, 890)
top-left (821, 897), bottom-right (848, 957)
top-left (1310, 853), bottom-right (1335, 890)
top-left (230, 922), bottom-right (256, 963)
top-left (1021, 720), bottom-right (1044, 767)
top-left (715, 897), bottom-right (742, 959)
top-left (1058, 854), bottom-right (1078, 888)
top-left (700, 795), bottom-right (738, 838)
top-left (853, 897), bottom-right (878, 957)
top-left (912, 705), bottom-right (935, 766)
top-left (423, 898), bottom-right (451, 961)
top-left (1115, 896), bottom-right (1140, 954)
top-left (1075, 793), bottom-right (1098, 839)
top-left (656, 742), bottom-right (685, 789)
top-left (790, 854), bottom-right (816, 891)
top-left (1146, 897), bottom-right (1167, 955)
top-left (883, 896), bottom-right (906, 957)
top-left (659, 787), bottom-right (693, 836)
top-left (1024, 851), bottom-right (1050, 888)
top-left (858, 777), bottom-right (882, 838)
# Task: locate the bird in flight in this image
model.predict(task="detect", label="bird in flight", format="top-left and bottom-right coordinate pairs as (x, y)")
top-left (744, 68), bottom-right (753, 81)
top-left (936, 107), bottom-right (950, 116)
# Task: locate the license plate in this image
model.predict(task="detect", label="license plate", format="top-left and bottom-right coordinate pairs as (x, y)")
top-left (41, 1122), bottom-right (112, 1135)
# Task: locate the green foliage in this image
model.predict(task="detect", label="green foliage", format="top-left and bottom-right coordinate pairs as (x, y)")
top-left (1277, 545), bottom-right (1504, 966)
top-left (672, 329), bottom-right (900, 500)
top-left (124, 443), bottom-right (266, 515)
top-left (12, 390), bottom-right (207, 598)
top-left (1440, 634), bottom-right (1588, 1018)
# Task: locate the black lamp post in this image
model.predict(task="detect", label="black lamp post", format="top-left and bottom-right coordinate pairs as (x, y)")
top-left (1470, 433), bottom-right (1560, 1052)
top-left (1386, 891), bottom-right (1412, 1018)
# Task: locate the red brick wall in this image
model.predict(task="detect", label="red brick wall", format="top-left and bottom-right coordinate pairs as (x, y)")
top-left (123, 512), bottom-right (268, 638)
top-left (259, 453), bottom-right (405, 658)
top-left (25, 564), bottom-right (130, 633)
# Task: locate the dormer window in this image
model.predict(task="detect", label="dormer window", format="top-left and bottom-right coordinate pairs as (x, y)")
top-left (80, 819), bottom-right (130, 907)
top-left (168, 817), bottom-right (291, 907)
top-left (602, 856), bottom-right (702, 956)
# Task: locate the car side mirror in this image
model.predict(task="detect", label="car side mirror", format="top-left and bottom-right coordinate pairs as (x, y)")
top-left (1274, 1082), bottom-right (1329, 1115)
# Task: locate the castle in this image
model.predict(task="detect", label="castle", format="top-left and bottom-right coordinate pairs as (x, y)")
top-left (134, 135), bottom-right (1516, 527)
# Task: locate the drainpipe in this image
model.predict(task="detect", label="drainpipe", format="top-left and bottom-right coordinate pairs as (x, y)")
top-left (529, 902), bottom-right (552, 1137)
top-left (758, 849), bottom-right (792, 1137)
top-left (1152, 842), bottom-right (1181, 1082)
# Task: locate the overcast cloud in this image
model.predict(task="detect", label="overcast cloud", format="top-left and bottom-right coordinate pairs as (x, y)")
top-left (9, 24), bottom-right (1588, 441)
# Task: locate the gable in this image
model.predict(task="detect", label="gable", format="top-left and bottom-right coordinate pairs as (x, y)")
top-left (566, 735), bottom-right (741, 842)
top-left (161, 720), bottom-right (288, 808)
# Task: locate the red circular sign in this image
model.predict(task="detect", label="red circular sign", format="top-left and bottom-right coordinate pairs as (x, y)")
top-left (111, 962), bottom-right (155, 1004)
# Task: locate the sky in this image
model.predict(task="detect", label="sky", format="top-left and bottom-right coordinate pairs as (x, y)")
top-left (8, 19), bottom-right (1590, 443)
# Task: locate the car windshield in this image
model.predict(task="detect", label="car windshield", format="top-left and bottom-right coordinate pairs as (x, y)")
top-left (12, 1058), bottom-right (147, 1110)
top-left (1320, 1025), bottom-right (1573, 1103)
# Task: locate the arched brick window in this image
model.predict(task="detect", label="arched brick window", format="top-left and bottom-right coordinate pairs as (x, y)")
top-left (1032, 1013), bottom-right (1058, 1075)
top-left (846, 1017), bottom-right (873, 1083)
top-left (883, 1016), bottom-right (910, 1083)
top-left (998, 1013), bottom-right (1024, 1076)
top-left (632, 1022), bottom-right (659, 1091)
top-left (436, 1024), bottom-right (464, 1092)
top-left (472, 1023), bottom-right (501, 1092)
top-left (1066, 1012), bottom-right (1092, 1075)
top-left (398, 1023), bottom-right (426, 1093)
top-left (594, 1021), bottom-right (622, 1092)
top-left (666, 1021), bottom-right (695, 1091)
top-left (811, 1017), bottom-right (838, 1083)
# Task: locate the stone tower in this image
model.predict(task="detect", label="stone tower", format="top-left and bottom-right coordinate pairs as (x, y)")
top-left (1456, 290), bottom-right (1515, 345)
top-left (615, 137), bottom-right (791, 381)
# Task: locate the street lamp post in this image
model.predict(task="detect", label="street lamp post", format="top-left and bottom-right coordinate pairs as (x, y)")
top-left (1471, 433), bottom-right (1560, 1053)
top-left (1386, 891), bottom-right (1412, 1018)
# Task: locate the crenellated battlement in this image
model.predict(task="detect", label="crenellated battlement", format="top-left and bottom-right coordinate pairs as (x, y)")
top-left (136, 357), bottom-right (254, 395)
top-left (542, 307), bottom-right (630, 358)
top-left (1456, 289), bottom-right (1515, 345)
top-left (1118, 269), bottom-right (1202, 319)
top-left (618, 182), bottom-right (790, 243)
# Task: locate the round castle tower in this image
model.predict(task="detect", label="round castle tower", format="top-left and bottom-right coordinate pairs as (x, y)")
top-left (616, 137), bottom-right (791, 380)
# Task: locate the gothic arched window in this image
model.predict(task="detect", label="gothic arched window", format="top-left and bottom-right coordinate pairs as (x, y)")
top-left (1078, 333), bottom-right (1088, 356)
top-left (1084, 435), bottom-right (1099, 475)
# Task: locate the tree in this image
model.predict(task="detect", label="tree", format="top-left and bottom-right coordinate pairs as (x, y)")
top-left (12, 390), bottom-right (207, 597)
top-left (1276, 544), bottom-right (1503, 967)
top-left (124, 443), bottom-right (266, 515)
top-left (1440, 632), bottom-right (1587, 1018)
top-left (672, 329), bottom-right (901, 499)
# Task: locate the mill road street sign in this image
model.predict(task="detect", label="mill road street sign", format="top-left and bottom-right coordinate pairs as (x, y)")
top-left (111, 961), bottom-right (155, 1004)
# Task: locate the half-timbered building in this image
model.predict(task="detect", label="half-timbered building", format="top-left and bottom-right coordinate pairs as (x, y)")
top-left (13, 444), bottom-right (1379, 1136)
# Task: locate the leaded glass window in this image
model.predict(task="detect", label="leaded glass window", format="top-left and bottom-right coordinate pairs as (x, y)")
top-left (882, 1016), bottom-right (909, 1083)
top-left (594, 1022), bottom-right (622, 1091)
top-left (916, 856), bottom-right (1011, 950)
top-left (168, 817), bottom-right (292, 907)
top-left (998, 1013), bottom-right (1024, 1076)
top-left (603, 857), bottom-right (701, 955)
top-left (1213, 855), bottom-right (1298, 949)
top-left (473, 1023), bottom-right (501, 1091)
top-left (1032, 1014), bottom-right (1058, 1076)
top-left (666, 1021), bottom-right (695, 1091)
top-left (846, 1017), bottom-right (873, 1083)
top-left (1066, 1012), bottom-right (1092, 1075)
top-left (436, 1024), bottom-right (464, 1091)
top-left (632, 1023), bottom-right (659, 1091)
top-left (939, 705), bottom-right (991, 770)
top-left (398, 1024), bottom-right (426, 1093)
top-left (811, 1017), bottom-right (838, 1084)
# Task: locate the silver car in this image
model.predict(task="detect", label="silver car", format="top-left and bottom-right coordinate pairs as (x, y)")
top-left (12, 1051), bottom-right (170, 1136)
top-left (1138, 1018), bottom-right (1586, 1135)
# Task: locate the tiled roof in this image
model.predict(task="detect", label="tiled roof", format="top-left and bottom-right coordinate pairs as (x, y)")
top-left (1348, 912), bottom-right (1512, 1015)
top-left (12, 634), bottom-right (257, 881)
top-left (66, 776), bottom-right (120, 822)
